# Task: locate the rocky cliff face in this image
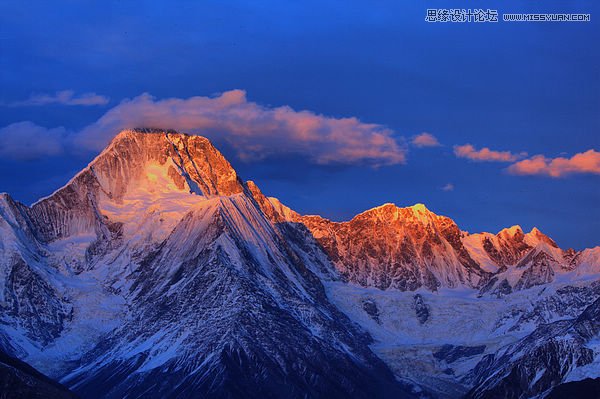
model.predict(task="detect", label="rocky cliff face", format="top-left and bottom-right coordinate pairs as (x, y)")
top-left (253, 193), bottom-right (599, 294)
top-left (59, 195), bottom-right (407, 399)
top-left (467, 298), bottom-right (600, 399)
top-left (0, 129), bottom-right (598, 399)
top-left (298, 203), bottom-right (490, 291)
top-left (0, 130), bottom-right (411, 399)
top-left (0, 193), bottom-right (72, 347)
top-left (246, 184), bottom-right (499, 292)
top-left (28, 128), bottom-right (245, 243)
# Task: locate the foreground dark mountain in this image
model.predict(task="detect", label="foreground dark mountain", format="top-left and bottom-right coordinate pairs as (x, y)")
top-left (0, 129), bottom-right (598, 398)
top-left (0, 348), bottom-right (77, 399)
top-left (547, 377), bottom-right (600, 398)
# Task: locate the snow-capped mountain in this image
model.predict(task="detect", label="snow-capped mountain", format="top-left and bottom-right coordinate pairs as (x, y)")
top-left (0, 129), bottom-right (409, 399)
top-left (0, 129), bottom-right (598, 398)
top-left (254, 194), bottom-right (598, 294)
top-left (298, 203), bottom-right (490, 291)
top-left (467, 297), bottom-right (600, 398)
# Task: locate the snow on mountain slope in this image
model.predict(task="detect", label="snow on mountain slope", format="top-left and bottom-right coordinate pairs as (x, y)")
top-left (297, 203), bottom-right (491, 291)
top-left (1, 129), bottom-right (598, 398)
top-left (1, 129), bottom-right (412, 398)
top-left (576, 246), bottom-right (600, 276)
top-left (59, 193), bottom-right (410, 399)
top-left (246, 186), bottom-right (600, 397)
top-left (0, 192), bottom-right (128, 378)
top-left (466, 297), bottom-right (600, 399)
top-left (245, 180), bottom-right (301, 224)
top-left (467, 226), bottom-right (600, 296)
top-left (252, 192), bottom-right (600, 294)
top-left (322, 279), bottom-right (600, 398)
top-left (245, 180), bottom-right (338, 282)
top-left (0, 193), bottom-right (73, 349)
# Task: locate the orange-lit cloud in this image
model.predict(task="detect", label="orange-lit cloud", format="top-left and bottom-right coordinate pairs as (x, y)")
top-left (508, 150), bottom-right (600, 177)
top-left (454, 144), bottom-right (525, 162)
top-left (412, 132), bottom-right (441, 147)
top-left (74, 90), bottom-right (406, 166)
top-left (8, 90), bottom-right (109, 106)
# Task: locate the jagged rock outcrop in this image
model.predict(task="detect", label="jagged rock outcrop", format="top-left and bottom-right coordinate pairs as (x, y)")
top-left (297, 204), bottom-right (490, 291)
top-left (466, 299), bottom-right (600, 399)
top-left (413, 294), bottom-right (430, 324)
top-left (0, 194), bottom-right (72, 346)
top-left (251, 190), bottom-right (600, 294)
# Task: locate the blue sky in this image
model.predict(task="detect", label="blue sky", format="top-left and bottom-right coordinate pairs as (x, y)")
top-left (0, 0), bottom-right (598, 248)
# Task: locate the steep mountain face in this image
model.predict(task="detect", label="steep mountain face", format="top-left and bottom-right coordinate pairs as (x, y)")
top-left (253, 194), bottom-right (598, 294)
top-left (466, 298), bottom-right (600, 399)
top-left (61, 195), bottom-right (407, 399)
top-left (0, 129), bottom-right (598, 399)
top-left (0, 193), bottom-right (73, 348)
top-left (0, 129), bottom-right (411, 399)
top-left (298, 204), bottom-right (490, 291)
top-left (463, 226), bottom-right (552, 270)
top-left (466, 227), bottom-right (600, 295)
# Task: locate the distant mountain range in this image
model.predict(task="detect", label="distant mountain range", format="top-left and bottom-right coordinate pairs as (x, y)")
top-left (1, 129), bottom-right (598, 398)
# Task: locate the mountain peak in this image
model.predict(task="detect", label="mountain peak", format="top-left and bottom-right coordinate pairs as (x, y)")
top-left (351, 202), bottom-right (440, 226)
top-left (499, 225), bottom-right (524, 237)
top-left (85, 128), bottom-right (243, 199)
top-left (410, 203), bottom-right (429, 213)
top-left (526, 226), bottom-right (559, 248)
top-left (28, 129), bottom-right (245, 241)
top-left (0, 192), bottom-right (17, 211)
top-left (360, 202), bottom-right (431, 214)
top-left (107, 128), bottom-right (212, 155)
top-left (122, 127), bottom-right (179, 135)
top-left (368, 202), bottom-right (397, 211)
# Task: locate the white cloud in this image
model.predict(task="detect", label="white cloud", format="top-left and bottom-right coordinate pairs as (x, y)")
top-left (74, 90), bottom-right (406, 166)
top-left (9, 90), bottom-right (109, 106)
top-left (0, 90), bottom-right (405, 166)
top-left (0, 122), bottom-right (67, 160)
top-left (441, 183), bottom-right (454, 191)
